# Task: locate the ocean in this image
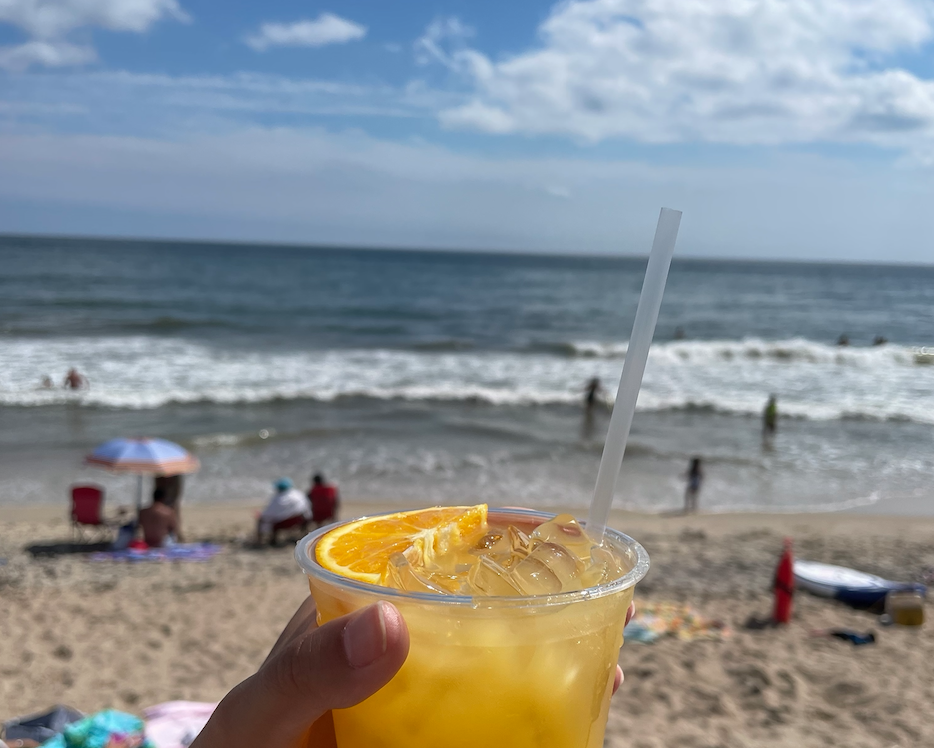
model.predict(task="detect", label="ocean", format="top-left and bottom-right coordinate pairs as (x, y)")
top-left (1, 235), bottom-right (933, 515)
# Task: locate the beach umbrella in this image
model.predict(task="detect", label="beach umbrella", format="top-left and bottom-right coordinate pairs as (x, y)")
top-left (85, 437), bottom-right (200, 511)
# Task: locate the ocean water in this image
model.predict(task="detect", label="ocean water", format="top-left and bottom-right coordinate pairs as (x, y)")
top-left (1, 235), bottom-right (933, 515)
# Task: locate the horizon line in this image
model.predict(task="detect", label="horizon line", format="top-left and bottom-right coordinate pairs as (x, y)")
top-left (1, 231), bottom-right (932, 270)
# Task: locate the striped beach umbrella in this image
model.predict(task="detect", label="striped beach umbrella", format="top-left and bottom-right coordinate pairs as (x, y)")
top-left (86, 437), bottom-right (200, 510)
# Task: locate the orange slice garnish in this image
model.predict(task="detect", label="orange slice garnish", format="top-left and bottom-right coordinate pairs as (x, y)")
top-left (315, 505), bottom-right (488, 584)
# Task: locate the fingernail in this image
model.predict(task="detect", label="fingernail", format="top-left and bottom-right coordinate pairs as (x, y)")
top-left (343, 602), bottom-right (388, 669)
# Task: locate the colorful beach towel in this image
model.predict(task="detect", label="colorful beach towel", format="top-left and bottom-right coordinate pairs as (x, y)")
top-left (89, 544), bottom-right (222, 563)
top-left (39, 709), bottom-right (154, 748)
top-left (624, 602), bottom-right (731, 644)
top-left (142, 701), bottom-right (217, 748)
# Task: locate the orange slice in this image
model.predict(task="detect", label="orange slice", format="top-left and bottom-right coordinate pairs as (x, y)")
top-left (316, 505), bottom-right (488, 584)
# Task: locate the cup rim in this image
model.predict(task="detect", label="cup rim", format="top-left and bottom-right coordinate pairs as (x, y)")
top-left (294, 507), bottom-right (650, 608)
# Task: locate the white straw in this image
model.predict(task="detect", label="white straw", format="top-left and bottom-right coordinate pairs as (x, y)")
top-left (587, 208), bottom-right (682, 541)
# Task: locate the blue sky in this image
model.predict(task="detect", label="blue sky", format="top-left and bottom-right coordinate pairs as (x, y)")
top-left (1, 0), bottom-right (933, 261)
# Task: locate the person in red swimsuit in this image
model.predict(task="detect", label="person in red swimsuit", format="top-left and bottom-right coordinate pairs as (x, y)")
top-left (308, 473), bottom-right (339, 527)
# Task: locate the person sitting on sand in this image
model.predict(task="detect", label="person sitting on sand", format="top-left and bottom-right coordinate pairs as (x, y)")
top-left (308, 473), bottom-right (340, 527)
top-left (256, 478), bottom-right (311, 545)
top-left (138, 488), bottom-right (182, 548)
top-left (63, 368), bottom-right (88, 390)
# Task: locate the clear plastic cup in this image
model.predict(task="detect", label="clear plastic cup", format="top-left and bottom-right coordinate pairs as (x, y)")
top-left (294, 507), bottom-right (650, 748)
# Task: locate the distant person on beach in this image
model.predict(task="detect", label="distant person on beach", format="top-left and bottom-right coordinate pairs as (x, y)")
top-left (763, 395), bottom-right (778, 437)
top-left (684, 457), bottom-right (703, 514)
top-left (308, 473), bottom-right (340, 527)
top-left (836, 334), bottom-right (849, 347)
top-left (63, 368), bottom-right (88, 390)
top-left (584, 377), bottom-right (605, 412)
top-left (674, 326), bottom-right (686, 340)
top-left (256, 478), bottom-right (311, 545)
top-left (155, 474), bottom-right (184, 533)
top-left (39, 375), bottom-right (54, 389)
top-left (873, 335), bottom-right (888, 346)
top-left (139, 488), bottom-right (182, 548)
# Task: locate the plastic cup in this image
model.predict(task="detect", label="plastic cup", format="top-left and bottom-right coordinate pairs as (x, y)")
top-left (294, 507), bottom-right (649, 748)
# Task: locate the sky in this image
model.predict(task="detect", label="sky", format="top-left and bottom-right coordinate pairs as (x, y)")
top-left (1, 0), bottom-right (933, 262)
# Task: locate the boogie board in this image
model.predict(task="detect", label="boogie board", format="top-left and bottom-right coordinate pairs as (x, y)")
top-left (794, 559), bottom-right (926, 609)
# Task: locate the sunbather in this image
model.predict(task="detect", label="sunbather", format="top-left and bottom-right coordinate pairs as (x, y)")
top-left (138, 488), bottom-right (181, 548)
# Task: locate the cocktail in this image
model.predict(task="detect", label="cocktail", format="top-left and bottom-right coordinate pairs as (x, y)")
top-left (296, 505), bottom-right (649, 748)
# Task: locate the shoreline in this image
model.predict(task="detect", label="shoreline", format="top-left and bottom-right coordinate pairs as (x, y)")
top-left (6, 499), bottom-right (934, 533)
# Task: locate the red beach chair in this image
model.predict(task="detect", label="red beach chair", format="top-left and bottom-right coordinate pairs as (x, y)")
top-left (70, 484), bottom-right (116, 542)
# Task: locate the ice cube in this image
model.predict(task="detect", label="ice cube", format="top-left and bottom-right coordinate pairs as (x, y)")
top-left (531, 514), bottom-right (595, 563)
top-left (525, 541), bottom-right (584, 591)
top-left (467, 555), bottom-right (525, 596)
top-left (579, 545), bottom-right (628, 588)
top-left (507, 526), bottom-right (532, 558)
top-left (511, 555), bottom-right (562, 595)
top-left (382, 552), bottom-right (449, 594)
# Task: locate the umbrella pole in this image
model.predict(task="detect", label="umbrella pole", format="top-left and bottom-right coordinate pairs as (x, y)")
top-left (136, 474), bottom-right (143, 515)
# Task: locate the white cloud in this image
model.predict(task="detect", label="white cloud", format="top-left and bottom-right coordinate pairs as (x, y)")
top-left (246, 13), bottom-right (366, 52)
top-left (0, 0), bottom-right (188, 38)
top-left (0, 39), bottom-right (95, 72)
top-left (0, 0), bottom-right (189, 71)
top-left (0, 69), bottom-right (460, 125)
top-left (432, 0), bottom-right (934, 160)
top-left (414, 16), bottom-right (474, 68)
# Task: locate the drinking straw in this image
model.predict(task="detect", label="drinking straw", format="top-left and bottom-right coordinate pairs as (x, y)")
top-left (587, 208), bottom-right (682, 542)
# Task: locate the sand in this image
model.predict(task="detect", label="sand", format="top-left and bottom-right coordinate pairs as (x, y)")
top-left (2, 502), bottom-right (933, 747)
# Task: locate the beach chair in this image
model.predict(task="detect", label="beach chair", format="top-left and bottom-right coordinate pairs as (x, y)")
top-left (70, 484), bottom-right (116, 542)
top-left (271, 514), bottom-right (309, 543)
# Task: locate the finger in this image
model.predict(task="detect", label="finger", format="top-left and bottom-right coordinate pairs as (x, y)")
top-left (262, 595), bottom-right (319, 667)
top-left (194, 602), bottom-right (409, 748)
top-left (612, 603), bottom-right (635, 697)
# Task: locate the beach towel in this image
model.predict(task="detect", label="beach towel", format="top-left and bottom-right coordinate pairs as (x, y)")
top-left (142, 702), bottom-right (216, 748)
top-left (88, 544), bottom-right (222, 563)
top-left (39, 710), bottom-right (153, 748)
top-left (624, 602), bottom-right (731, 644)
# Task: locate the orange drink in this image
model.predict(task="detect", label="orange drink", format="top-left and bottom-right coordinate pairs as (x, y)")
top-left (295, 506), bottom-right (648, 748)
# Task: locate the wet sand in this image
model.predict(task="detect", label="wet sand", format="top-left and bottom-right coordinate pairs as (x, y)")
top-left (2, 503), bottom-right (933, 747)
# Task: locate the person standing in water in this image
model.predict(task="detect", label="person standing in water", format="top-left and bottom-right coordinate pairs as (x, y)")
top-left (63, 368), bottom-right (88, 390)
top-left (584, 377), bottom-right (605, 412)
top-left (684, 457), bottom-right (703, 514)
top-left (581, 377), bottom-right (606, 441)
top-left (763, 395), bottom-right (778, 438)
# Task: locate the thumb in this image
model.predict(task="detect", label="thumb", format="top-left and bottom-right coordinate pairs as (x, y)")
top-left (197, 602), bottom-right (409, 748)
top-left (264, 601), bottom-right (409, 713)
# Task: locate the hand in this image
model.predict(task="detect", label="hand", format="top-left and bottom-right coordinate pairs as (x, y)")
top-left (191, 597), bottom-right (409, 748)
top-left (193, 598), bottom-right (635, 748)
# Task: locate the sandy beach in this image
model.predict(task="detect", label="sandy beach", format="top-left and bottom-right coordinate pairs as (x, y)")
top-left (2, 502), bottom-right (933, 747)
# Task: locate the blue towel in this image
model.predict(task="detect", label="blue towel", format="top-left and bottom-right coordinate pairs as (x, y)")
top-left (89, 543), bottom-right (222, 563)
